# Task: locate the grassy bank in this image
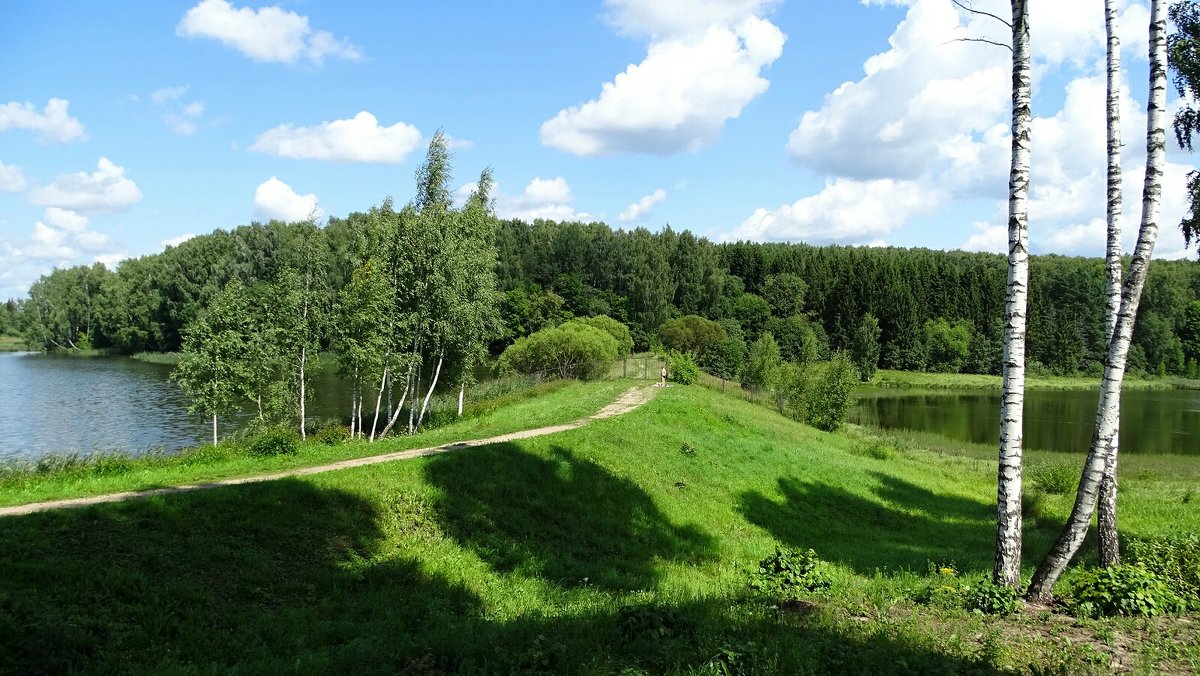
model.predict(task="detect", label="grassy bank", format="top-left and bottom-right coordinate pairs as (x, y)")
top-left (871, 368), bottom-right (1200, 391)
top-left (0, 335), bottom-right (26, 352)
top-left (0, 385), bottom-right (1195, 673)
top-left (0, 379), bottom-right (629, 508)
top-left (129, 351), bottom-right (181, 365)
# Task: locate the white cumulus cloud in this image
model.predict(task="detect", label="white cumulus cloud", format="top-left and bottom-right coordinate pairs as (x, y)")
top-left (485, 177), bottom-right (593, 223)
top-left (727, 178), bottom-right (939, 243)
top-left (254, 177), bottom-right (322, 222)
top-left (27, 158), bottom-right (142, 213)
top-left (251, 112), bottom-right (423, 163)
top-left (0, 161), bottom-right (27, 192)
top-left (0, 98), bottom-right (86, 143)
top-left (541, 0), bottom-right (785, 156)
top-left (161, 233), bottom-right (197, 249)
top-left (619, 188), bottom-right (667, 222)
top-left (177, 0), bottom-right (363, 64)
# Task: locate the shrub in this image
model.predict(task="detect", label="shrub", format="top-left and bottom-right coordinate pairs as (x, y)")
top-left (1127, 533), bottom-right (1200, 611)
top-left (313, 424), bottom-right (349, 446)
top-left (247, 427), bottom-right (299, 457)
top-left (799, 352), bottom-right (859, 432)
top-left (1068, 563), bottom-right (1185, 618)
top-left (969, 578), bottom-right (1023, 616)
top-left (667, 351), bottom-right (700, 385)
top-left (749, 547), bottom-right (831, 600)
top-left (496, 321), bottom-right (617, 380)
top-left (575, 315), bottom-right (634, 356)
top-left (1027, 461), bottom-right (1077, 495)
top-left (656, 315), bottom-right (726, 359)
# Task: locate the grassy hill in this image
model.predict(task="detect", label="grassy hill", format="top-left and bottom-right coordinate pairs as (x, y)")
top-left (0, 384), bottom-right (1196, 673)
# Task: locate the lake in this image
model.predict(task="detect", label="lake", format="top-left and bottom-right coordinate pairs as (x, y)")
top-left (0, 352), bottom-right (351, 462)
top-left (852, 387), bottom-right (1200, 455)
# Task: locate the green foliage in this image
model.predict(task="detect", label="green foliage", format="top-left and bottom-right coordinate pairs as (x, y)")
top-left (741, 332), bottom-right (781, 392)
top-left (699, 335), bottom-right (746, 381)
top-left (666, 351), bottom-right (699, 385)
top-left (923, 318), bottom-right (972, 373)
top-left (1068, 564), bottom-right (1185, 618)
top-left (968, 578), bottom-right (1024, 617)
top-left (748, 547), bottom-right (832, 600)
top-left (797, 352), bottom-right (859, 432)
top-left (313, 424), bottom-right (350, 446)
top-left (1127, 533), bottom-right (1200, 610)
top-left (760, 273), bottom-right (807, 318)
top-left (851, 313), bottom-right (882, 382)
top-left (496, 320), bottom-right (617, 380)
top-left (246, 427), bottom-right (300, 457)
top-left (575, 315), bottom-right (634, 356)
top-left (1027, 461), bottom-right (1078, 495)
top-left (656, 315), bottom-right (725, 358)
top-left (732, 293), bottom-right (771, 341)
top-left (765, 315), bottom-right (818, 365)
top-left (1169, 0), bottom-right (1200, 249)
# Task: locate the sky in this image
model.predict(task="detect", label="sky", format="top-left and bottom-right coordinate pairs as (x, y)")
top-left (1, 0), bottom-right (1197, 300)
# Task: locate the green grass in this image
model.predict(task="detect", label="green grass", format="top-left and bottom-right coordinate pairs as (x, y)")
top-left (871, 368), bottom-right (1200, 391)
top-left (0, 384), bottom-right (1196, 673)
top-left (129, 351), bottom-right (181, 365)
top-left (0, 378), bottom-right (630, 508)
top-left (0, 335), bottom-right (26, 352)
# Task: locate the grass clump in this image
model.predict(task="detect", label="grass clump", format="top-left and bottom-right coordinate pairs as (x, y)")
top-left (1027, 461), bottom-right (1078, 495)
top-left (245, 427), bottom-right (299, 457)
top-left (1127, 533), bottom-right (1200, 611)
top-left (312, 424), bottom-right (349, 446)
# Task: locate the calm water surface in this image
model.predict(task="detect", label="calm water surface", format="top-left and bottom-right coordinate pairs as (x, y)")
top-left (852, 387), bottom-right (1200, 455)
top-left (0, 352), bottom-right (350, 461)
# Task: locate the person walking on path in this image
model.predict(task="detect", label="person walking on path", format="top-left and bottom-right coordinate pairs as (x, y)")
top-left (659, 363), bottom-right (668, 387)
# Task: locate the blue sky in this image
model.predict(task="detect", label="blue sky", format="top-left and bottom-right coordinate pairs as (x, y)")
top-left (0, 0), bottom-right (1195, 299)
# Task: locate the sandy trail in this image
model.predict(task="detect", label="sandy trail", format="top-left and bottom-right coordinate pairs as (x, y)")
top-left (0, 385), bottom-right (658, 518)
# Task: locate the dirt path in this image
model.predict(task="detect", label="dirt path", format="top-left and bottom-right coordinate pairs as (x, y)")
top-left (0, 385), bottom-right (658, 518)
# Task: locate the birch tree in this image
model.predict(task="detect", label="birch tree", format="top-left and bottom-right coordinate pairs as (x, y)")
top-left (1027, 0), bottom-right (1169, 601)
top-left (995, 0), bottom-right (1032, 590)
top-left (172, 279), bottom-right (253, 445)
top-left (1097, 0), bottom-right (1125, 568)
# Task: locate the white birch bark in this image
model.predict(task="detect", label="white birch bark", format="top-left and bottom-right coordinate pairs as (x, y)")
top-left (299, 344), bottom-right (307, 440)
top-left (1098, 0), bottom-right (1124, 567)
top-left (378, 362), bottom-right (414, 439)
top-left (212, 412), bottom-right (218, 447)
top-left (458, 382), bottom-right (465, 417)
top-left (994, 0), bottom-right (1032, 590)
top-left (369, 366), bottom-right (389, 442)
top-left (1027, 0), bottom-right (1168, 601)
top-left (416, 348), bottom-right (445, 430)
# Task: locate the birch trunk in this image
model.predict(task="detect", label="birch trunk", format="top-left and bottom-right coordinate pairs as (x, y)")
top-left (212, 412), bottom-right (218, 447)
top-left (1027, 0), bottom-right (1167, 601)
top-left (378, 363), bottom-right (414, 439)
top-left (994, 0), bottom-right (1032, 590)
top-left (299, 345), bottom-right (307, 440)
top-left (369, 366), bottom-right (389, 442)
top-left (416, 348), bottom-right (445, 431)
top-left (458, 382), bottom-right (465, 417)
top-left (1098, 0), bottom-right (1124, 567)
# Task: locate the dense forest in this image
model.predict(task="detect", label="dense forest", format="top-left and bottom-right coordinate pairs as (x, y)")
top-left (6, 212), bottom-right (1200, 378)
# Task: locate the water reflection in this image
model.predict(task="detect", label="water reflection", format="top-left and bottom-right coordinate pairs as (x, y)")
top-left (852, 387), bottom-right (1200, 455)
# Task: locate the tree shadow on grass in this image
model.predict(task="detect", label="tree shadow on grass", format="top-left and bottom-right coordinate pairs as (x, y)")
top-left (0, 476), bottom-right (1021, 674)
top-left (739, 472), bottom-right (1003, 574)
top-left (423, 443), bottom-right (717, 591)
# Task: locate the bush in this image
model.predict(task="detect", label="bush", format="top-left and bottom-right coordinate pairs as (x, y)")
top-left (496, 321), bottom-right (617, 380)
top-left (575, 315), bottom-right (634, 356)
top-left (1068, 563), bottom-right (1185, 618)
top-left (667, 351), bottom-right (699, 385)
top-left (247, 427), bottom-right (300, 457)
top-left (969, 578), bottom-right (1023, 616)
top-left (657, 315), bottom-right (726, 359)
top-left (1127, 533), bottom-right (1200, 611)
top-left (313, 424), bottom-right (349, 446)
top-left (749, 547), bottom-right (832, 601)
top-left (799, 352), bottom-right (858, 432)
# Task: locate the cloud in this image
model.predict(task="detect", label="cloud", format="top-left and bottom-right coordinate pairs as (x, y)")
top-left (0, 161), bottom-right (27, 192)
top-left (250, 112), bottom-right (422, 163)
top-left (253, 177), bottom-right (322, 221)
top-left (176, 0), bottom-right (363, 64)
top-left (959, 221), bottom-right (1008, 253)
top-left (618, 188), bottom-right (667, 222)
top-left (541, 0), bottom-right (785, 156)
top-left (161, 233), bottom-right (197, 249)
top-left (0, 98), bottom-right (86, 143)
top-left (43, 207), bottom-right (89, 233)
top-left (149, 85), bottom-right (206, 135)
top-left (27, 158), bottom-right (142, 213)
top-left (480, 177), bottom-right (593, 222)
top-left (727, 178), bottom-right (938, 243)
top-left (0, 207), bottom-right (128, 298)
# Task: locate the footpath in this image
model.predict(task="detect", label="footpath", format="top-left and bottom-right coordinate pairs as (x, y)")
top-left (0, 385), bottom-right (656, 518)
